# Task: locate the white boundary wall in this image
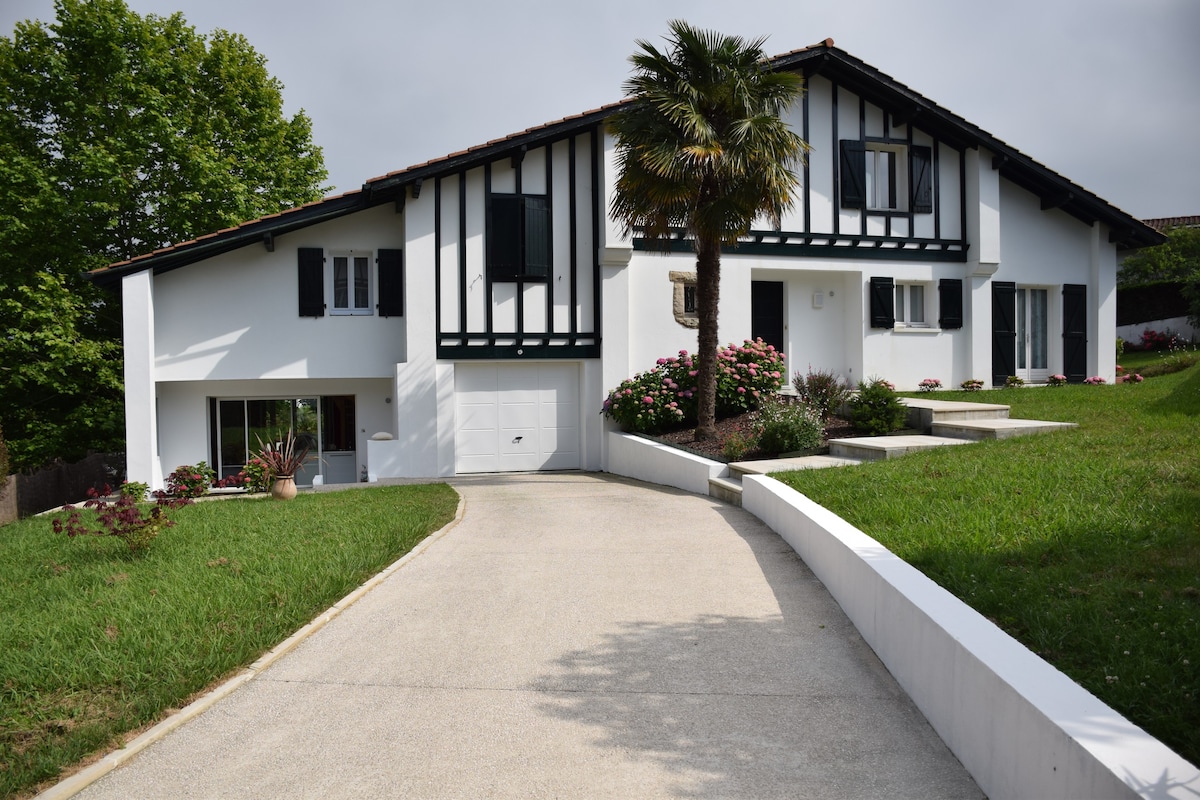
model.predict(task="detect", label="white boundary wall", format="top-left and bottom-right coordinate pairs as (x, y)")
top-left (740, 475), bottom-right (1200, 800)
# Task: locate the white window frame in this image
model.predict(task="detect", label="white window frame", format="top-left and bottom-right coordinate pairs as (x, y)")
top-left (894, 282), bottom-right (929, 328)
top-left (328, 250), bottom-right (374, 316)
top-left (865, 143), bottom-right (909, 212)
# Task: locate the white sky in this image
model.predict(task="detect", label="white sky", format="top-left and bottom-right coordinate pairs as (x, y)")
top-left (3, 0), bottom-right (1198, 220)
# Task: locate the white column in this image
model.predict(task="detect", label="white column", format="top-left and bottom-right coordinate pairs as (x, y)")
top-left (965, 149), bottom-right (1002, 382)
top-left (122, 270), bottom-right (163, 490)
top-left (1092, 224), bottom-right (1117, 382)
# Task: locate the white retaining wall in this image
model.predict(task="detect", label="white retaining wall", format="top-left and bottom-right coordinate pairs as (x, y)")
top-left (741, 475), bottom-right (1199, 800)
top-left (604, 430), bottom-right (726, 496)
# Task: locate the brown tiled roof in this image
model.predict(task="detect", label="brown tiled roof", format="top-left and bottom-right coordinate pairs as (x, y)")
top-left (1143, 216), bottom-right (1200, 231)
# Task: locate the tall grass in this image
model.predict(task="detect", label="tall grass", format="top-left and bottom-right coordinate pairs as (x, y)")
top-left (0, 484), bottom-right (459, 798)
top-left (775, 365), bottom-right (1200, 765)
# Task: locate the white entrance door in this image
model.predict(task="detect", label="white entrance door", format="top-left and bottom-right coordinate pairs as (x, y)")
top-left (454, 363), bottom-right (580, 474)
top-left (1016, 287), bottom-right (1049, 383)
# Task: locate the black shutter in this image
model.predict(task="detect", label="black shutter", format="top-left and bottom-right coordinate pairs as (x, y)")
top-left (377, 249), bottom-right (404, 317)
top-left (938, 278), bottom-right (963, 329)
top-left (1062, 284), bottom-right (1087, 382)
top-left (910, 145), bottom-right (933, 214)
top-left (298, 247), bottom-right (324, 317)
top-left (992, 281), bottom-right (1016, 385)
top-left (840, 140), bottom-right (866, 209)
top-left (869, 277), bottom-right (895, 329)
top-left (524, 196), bottom-right (551, 277)
top-left (489, 195), bottom-right (522, 279)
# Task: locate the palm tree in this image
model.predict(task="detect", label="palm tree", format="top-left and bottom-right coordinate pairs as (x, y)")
top-left (609, 21), bottom-right (809, 440)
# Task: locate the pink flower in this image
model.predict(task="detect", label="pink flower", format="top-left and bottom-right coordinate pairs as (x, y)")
top-left (737, 387), bottom-right (746, 393)
top-left (688, 370), bottom-right (697, 377)
top-left (643, 396), bottom-right (654, 404)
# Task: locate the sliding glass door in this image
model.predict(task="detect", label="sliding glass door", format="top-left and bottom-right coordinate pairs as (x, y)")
top-left (214, 396), bottom-right (355, 486)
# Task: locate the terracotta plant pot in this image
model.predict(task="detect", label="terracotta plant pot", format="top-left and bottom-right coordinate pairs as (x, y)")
top-left (270, 475), bottom-right (297, 501)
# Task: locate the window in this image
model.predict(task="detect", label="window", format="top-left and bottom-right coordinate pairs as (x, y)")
top-left (489, 193), bottom-right (551, 280)
top-left (331, 252), bottom-right (372, 315)
top-left (669, 271), bottom-right (699, 328)
top-left (895, 283), bottom-right (927, 326)
top-left (296, 248), bottom-right (403, 318)
top-left (840, 140), bottom-right (933, 213)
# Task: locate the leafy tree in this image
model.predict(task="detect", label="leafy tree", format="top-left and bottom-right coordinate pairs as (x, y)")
top-left (1118, 226), bottom-right (1200, 288)
top-left (0, 0), bottom-right (328, 470)
top-left (609, 21), bottom-right (808, 439)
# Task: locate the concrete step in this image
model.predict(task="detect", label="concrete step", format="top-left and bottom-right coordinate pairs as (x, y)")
top-left (729, 454), bottom-right (864, 478)
top-left (931, 418), bottom-right (1077, 441)
top-left (829, 434), bottom-right (971, 462)
top-left (708, 475), bottom-right (744, 506)
top-left (901, 398), bottom-right (1010, 430)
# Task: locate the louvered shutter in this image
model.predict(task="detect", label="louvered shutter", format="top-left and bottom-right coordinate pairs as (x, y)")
top-left (298, 247), bottom-right (325, 317)
top-left (489, 195), bottom-right (522, 279)
top-left (910, 145), bottom-right (933, 214)
top-left (377, 249), bottom-right (404, 317)
top-left (1062, 284), bottom-right (1087, 382)
top-left (938, 278), bottom-right (963, 329)
top-left (869, 277), bottom-right (895, 328)
top-left (840, 140), bottom-right (866, 209)
top-left (523, 196), bottom-right (551, 277)
top-left (991, 281), bottom-right (1017, 385)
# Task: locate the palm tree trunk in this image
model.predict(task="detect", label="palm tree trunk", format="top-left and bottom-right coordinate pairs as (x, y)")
top-left (694, 236), bottom-right (721, 441)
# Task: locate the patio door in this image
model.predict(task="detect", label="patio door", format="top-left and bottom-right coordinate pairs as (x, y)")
top-left (1016, 287), bottom-right (1049, 383)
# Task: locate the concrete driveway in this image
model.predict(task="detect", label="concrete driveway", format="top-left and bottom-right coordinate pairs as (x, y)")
top-left (68, 472), bottom-right (980, 799)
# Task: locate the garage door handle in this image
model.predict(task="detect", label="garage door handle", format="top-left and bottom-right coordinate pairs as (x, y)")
top-left (512, 436), bottom-right (523, 444)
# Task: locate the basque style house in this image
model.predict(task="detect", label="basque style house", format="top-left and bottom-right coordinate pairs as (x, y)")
top-left (91, 40), bottom-right (1163, 490)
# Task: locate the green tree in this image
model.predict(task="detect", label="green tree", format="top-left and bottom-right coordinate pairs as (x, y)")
top-left (0, 0), bottom-right (328, 470)
top-left (1118, 226), bottom-right (1200, 288)
top-left (609, 21), bottom-right (808, 439)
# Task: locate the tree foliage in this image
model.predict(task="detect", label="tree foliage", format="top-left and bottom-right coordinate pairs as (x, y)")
top-left (0, 0), bottom-right (328, 470)
top-left (608, 21), bottom-right (808, 439)
top-left (1118, 226), bottom-right (1200, 289)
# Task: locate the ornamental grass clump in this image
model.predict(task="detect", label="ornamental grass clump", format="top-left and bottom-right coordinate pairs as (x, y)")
top-left (602, 339), bottom-right (784, 434)
top-left (848, 377), bottom-right (908, 435)
top-left (255, 430), bottom-right (311, 479)
top-left (792, 367), bottom-right (850, 419)
top-left (753, 397), bottom-right (823, 455)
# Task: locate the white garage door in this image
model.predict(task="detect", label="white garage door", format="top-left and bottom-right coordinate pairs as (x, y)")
top-left (454, 363), bottom-right (581, 474)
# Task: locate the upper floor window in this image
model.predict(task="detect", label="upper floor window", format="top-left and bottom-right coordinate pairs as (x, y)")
top-left (297, 247), bottom-right (404, 318)
top-left (331, 251), bottom-right (372, 315)
top-left (841, 140), bottom-right (933, 214)
top-left (489, 193), bottom-right (551, 280)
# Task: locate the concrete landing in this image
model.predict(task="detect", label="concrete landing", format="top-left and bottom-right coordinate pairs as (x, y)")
top-left (830, 434), bottom-right (971, 461)
top-left (931, 418), bottom-right (1078, 441)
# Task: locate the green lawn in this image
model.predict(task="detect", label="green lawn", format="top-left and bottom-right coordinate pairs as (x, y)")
top-left (775, 363), bottom-right (1200, 765)
top-left (0, 484), bottom-right (459, 799)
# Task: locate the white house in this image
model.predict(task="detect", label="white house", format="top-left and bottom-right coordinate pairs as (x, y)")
top-left (91, 39), bottom-right (1163, 490)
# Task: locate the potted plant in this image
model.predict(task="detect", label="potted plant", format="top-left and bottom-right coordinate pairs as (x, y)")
top-left (255, 430), bottom-right (311, 500)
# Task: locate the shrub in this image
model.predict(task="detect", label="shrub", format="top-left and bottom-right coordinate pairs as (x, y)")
top-left (1005, 375), bottom-right (1026, 387)
top-left (1084, 375), bottom-right (1107, 385)
top-left (1115, 337), bottom-right (1125, 359)
top-left (602, 340), bottom-right (784, 434)
top-left (119, 481), bottom-right (149, 501)
top-left (849, 378), bottom-right (908, 435)
top-left (754, 398), bottom-right (823, 455)
top-left (721, 430), bottom-right (753, 462)
top-left (917, 378), bottom-right (942, 392)
top-left (1047, 374), bottom-right (1067, 387)
top-left (161, 461), bottom-right (215, 498)
top-left (53, 485), bottom-right (192, 553)
top-left (792, 367), bottom-right (851, 419)
top-left (960, 379), bottom-right (985, 392)
top-left (241, 457), bottom-right (270, 492)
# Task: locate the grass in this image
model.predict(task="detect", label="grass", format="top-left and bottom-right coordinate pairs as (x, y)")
top-left (0, 484), bottom-right (459, 799)
top-left (774, 362), bottom-right (1200, 766)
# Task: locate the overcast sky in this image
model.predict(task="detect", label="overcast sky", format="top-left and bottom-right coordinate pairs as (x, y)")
top-left (3, 0), bottom-right (1198, 221)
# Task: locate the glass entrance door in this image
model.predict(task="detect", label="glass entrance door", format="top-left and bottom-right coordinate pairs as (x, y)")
top-left (215, 397), bottom-right (353, 486)
top-left (1016, 288), bottom-right (1049, 383)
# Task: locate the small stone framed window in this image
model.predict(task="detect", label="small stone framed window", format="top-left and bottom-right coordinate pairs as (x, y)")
top-left (670, 271), bottom-right (699, 328)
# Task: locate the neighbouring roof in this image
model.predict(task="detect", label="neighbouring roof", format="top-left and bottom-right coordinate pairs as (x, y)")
top-left (89, 39), bottom-right (1164, 287)
top-left (1143, 216), bottom-right (1200, 231)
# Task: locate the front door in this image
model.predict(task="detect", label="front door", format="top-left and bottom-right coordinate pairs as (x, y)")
top-left (751, 281), bottom-right (785, 353)
top-left (1016, 287), bottom-right (1049, 383)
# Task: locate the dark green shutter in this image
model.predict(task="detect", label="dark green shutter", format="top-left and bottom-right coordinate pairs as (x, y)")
top-left (869, 277), bottom-right (895, 328)
top-left (992, 281), bottom-right (1016, 385)
top-left (298, 247), bottom-right (324, 317)
top-left (1062, 284), bottom-right (1087, 382)
top-left (840, 140), bottom-right (866, 209)
top-left (524, 196), bottom-right (551, 277)
top-left (377, 249), bottom-right (404, 317)
top-left (489, 195), bottom-right (522, 279)
top-left (938, 278), bottom-right (963, 329)
top-left (910, 145), bottom-right (933, 214)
